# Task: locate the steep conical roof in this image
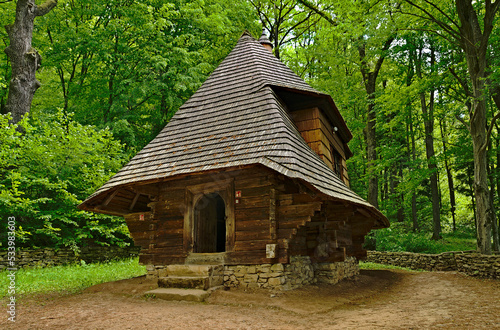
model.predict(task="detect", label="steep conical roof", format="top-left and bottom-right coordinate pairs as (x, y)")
top-left (80, 31), bottom-right (387, 226)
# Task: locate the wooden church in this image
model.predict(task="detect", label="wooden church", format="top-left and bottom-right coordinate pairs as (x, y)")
top-left (79, 31), bottom-right (388, 291)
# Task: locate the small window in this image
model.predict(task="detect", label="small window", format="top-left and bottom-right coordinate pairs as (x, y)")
top-left (330, 146), bottom-right (343, 180)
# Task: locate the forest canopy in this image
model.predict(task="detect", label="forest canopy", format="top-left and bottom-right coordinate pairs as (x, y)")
top-left (1, 0), bottom-right (499, 254)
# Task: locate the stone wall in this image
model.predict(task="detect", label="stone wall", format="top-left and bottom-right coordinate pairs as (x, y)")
top-left (366, 251), bottom-right (500, 279)
top-left (0, 246), bottom-right (141, 270)
top-left (223, 256), bottom-right (359, 290)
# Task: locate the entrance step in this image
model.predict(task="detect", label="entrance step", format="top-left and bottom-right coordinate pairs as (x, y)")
top-left (163, 264), bottom-right (219, 277)
top-left (185, 252), bottom-right (226, 265)
top-left (145, 288), bottom-right (210, 302)
top-left (157, 264), bottom-right (224, 291)
top-left (158, 276), bottom-right (209, 290)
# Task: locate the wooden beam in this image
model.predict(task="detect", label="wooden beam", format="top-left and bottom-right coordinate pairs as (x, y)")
top-left (101, 189), bottom-right (119, 208)
top-left (129, 192), bottom-right (140, 211)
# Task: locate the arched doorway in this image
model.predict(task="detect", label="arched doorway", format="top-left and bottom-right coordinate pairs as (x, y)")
top-left (193, 193), bottom-right (226, 253)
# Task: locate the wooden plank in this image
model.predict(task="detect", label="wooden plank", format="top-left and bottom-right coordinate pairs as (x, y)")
top-left (235, 207), bottom-right (268, 220)
top-left (278, 216), bottom-right (310, 230)
top-left (235, 230), bottom-right (271, 241)
top-left (269, 187), bottom-right (277, 240)
top-left (278, 202), bottom-right (321, 217)
top-left (234, 174), bottom-right (271, 189)
top-left (236, 218), bottom-right (269, 231)
top-left (154, 238), bottom-right (183, 248)
top-left (236, 196), bottom-right (269, 208)
top-left (295, 118), bottom-right (320, 131)
top-left (234, 240), bottom-right (273, 251)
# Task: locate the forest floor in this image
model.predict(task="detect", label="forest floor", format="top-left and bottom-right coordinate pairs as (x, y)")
top-left (2, 268), bottom-right (499, 329)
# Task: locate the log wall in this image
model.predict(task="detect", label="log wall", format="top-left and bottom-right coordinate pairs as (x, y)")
top-left (291, 107), bottom-right (350, 186)
top-left (126, 167), bottom-right (283, 266)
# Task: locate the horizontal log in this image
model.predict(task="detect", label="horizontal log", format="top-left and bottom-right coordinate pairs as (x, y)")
top-left (236, 196), bottom-right (269, 208)
top-left (235, 207), bottom-right (268, 220)
top-left (154, 238), bottom-right (183, 248)
top-left (234, 239), bottom-right (274, 252)
top-left (235, 230), bottom-right (271, 241)
top-left (278, 203), bottom-right (321, 217)
top-left (278, 216), bottom-right (311, 229)
top-left (236, 218), bottom-right (269, 231)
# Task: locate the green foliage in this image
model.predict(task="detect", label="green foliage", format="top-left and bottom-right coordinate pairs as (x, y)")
top-left (32, 0), bottom-right (259, 148)
top-left (0, 111), bottom-right (132, 249)
top-left (374, 223), bottom-right (476, 254)
top-left (0, 258), bottom-right (146, 297)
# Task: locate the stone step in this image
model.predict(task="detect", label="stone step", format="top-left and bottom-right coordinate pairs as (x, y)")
top-left (158, 276), bottom-right (209, 290)
top-left (145, 288), bottom-right (210, 302)
top-left (163, 264), bottom-right (222, 277)
top-left (185, 252), bottom-right (225, 265)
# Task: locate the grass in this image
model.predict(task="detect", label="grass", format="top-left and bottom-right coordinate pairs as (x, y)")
top-left (359, 261), bottom-right (424, 272)
top-left (0, 257), bottom-right (146, 298)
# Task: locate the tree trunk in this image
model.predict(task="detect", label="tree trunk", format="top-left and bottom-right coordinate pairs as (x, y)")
top-left (416, 47), bottom-right (441, 240)
top-left (456, 0), bottom-right (496, 254)
top-left (440, 118), bottom-right (457, 231)
top-left (4, 0), bottom-right (58, 124)
top-left (488, 157), bottom-right (499, 252)
top-left (365, 79), bottom-right (379, 208)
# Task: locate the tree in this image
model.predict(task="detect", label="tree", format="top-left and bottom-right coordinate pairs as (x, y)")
top-left (400, 0), bottom-right (500, 254)
top-left (250, 0), bottom-right (319, 59)
top-left (4, 0), bottom-right (57, 124)
top-left (298, 0), bottom-right (396, 208)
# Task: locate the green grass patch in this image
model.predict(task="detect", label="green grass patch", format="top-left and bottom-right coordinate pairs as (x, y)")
top-left (0, 257), bottom-right (146, 298)
top-left (359, 261), bottom-right (424, 272)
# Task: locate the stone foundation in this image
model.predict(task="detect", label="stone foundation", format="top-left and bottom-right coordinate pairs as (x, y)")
top-left (147, 256), bottom-right (359, 290)
top-left (223, 256), bottom-right (359, 290)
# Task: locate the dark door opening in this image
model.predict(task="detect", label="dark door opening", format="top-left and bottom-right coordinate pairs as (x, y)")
top-left (193, 193), bottom-right (226, 253)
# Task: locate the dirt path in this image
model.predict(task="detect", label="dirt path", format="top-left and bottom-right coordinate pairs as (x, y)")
top-left (2, 269), bottom-right (499, 329)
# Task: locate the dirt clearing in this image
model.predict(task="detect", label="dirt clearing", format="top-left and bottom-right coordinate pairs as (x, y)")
top-left (2, 269), bottom-right (499, 329)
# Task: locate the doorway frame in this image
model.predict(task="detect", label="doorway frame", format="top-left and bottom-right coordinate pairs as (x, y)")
top-left (183, 179), bottom-right (235, 254)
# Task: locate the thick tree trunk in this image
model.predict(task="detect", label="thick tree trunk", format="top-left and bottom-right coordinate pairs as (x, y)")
top-left (471, 106), bottom-right (493, 254)
top-left (4, 0), bottom-right (57, 124)
top-left (456, 0), bottom-right (496, 254)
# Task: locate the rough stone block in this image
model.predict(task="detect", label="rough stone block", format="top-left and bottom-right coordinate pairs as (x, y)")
top-left (270, 264), bottom-right (284, 271)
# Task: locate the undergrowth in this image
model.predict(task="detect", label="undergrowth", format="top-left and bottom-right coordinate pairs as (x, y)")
top-left (368, 223), bottom-right (476, 254)
top-left (0, 257), bottom-right (146, 298)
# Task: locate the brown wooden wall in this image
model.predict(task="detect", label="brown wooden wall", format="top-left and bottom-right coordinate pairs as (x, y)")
top-left (126, 167), bottom-right (283, 265)
top-left (124, 167), bottom-right (374, 266)
top-left (291, 107), bottom-right (350, 186)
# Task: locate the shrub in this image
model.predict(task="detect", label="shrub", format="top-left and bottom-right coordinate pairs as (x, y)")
top-left (0, 111), bottom-right (132, 249)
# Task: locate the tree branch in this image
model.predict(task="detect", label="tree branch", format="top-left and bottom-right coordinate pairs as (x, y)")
top-left (399, 1), bottom-right (461, 41)
top-left (296, 0), bottom-right (337, 26)
top-left (35, 0), bottom-right (57, 17)
top-left (373, 35), bottom-right (396, 78)
top-left (448, 66), bottom-right (473, 98)
top-left (486, 111), bottom-right (500, 147)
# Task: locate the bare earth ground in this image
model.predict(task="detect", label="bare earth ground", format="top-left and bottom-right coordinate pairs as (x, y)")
top-left (2, 269), bottom-right (499, 329)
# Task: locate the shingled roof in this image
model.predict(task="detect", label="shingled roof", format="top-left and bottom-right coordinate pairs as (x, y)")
top-left (80, 31), bottom-right (388, 226)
